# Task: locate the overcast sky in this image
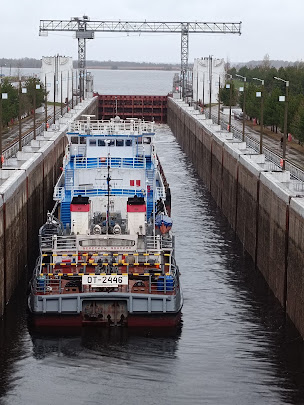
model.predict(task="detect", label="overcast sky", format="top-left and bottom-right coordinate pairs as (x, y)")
top-left (1, 0), bottom-right (303, 64)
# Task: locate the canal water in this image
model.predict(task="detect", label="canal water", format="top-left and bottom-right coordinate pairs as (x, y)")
top-left (1, 71), bottom-right (304, 404)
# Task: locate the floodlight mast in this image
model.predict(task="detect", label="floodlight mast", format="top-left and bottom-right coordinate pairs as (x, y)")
top-left (39, 17), bottom-right (242, 99)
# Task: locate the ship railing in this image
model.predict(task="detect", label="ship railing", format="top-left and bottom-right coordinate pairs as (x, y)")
top-left (53, 186), bottom-right (65, 201)
top-left (146, 235), bottom-right (173, 250)
top-left (71, 187), bottom-right (145, 198)
top-left (156, 187), bottom-right (166, 199)
top-left (53, 172), bottom-right (65, 200)
top-left (40, 235), bottom-right (77, 251)
top-left (73, 156), bottom-right (145, 169)
top-left (34, 270), bottom-right (178, 295)
top-left (69, 120), bottom-right (154, 135)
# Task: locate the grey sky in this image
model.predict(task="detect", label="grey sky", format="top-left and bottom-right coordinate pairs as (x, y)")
top-left (1, 0), bottom-right (303, 64)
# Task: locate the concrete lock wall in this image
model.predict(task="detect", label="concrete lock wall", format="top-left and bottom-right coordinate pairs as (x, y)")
top-left (167, 97), bottom-right (304, 337)
top-left (0, 97), bottom-right (98, 317)
top-left (288, 198), bottom-right (304, 337)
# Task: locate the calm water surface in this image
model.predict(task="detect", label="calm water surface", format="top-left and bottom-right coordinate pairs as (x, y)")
top-left (1, 67), bottom-right (177, 95)
top-left (1, 72), bottom-right (304, 405)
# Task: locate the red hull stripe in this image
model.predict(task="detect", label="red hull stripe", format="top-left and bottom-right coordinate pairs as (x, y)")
top-left (30, 312), bottom-right (181, 329)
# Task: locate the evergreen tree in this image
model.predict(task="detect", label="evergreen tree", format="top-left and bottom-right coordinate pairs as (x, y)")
top-left (291, 101), bottom-right (304, 144)
top-left (219, 81), bottom-right (238, 106)
top-left (25, 77), bottom-right (45, 111)
top-left (0, 78), bottom-right (18, 126)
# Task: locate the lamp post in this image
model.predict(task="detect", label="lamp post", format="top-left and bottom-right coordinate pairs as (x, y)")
top-left (44, 75), bottom-right (48, 130)
top-left (196, 67), bottom-right (199, 110)
top-left (0, 91), bottom-right (8, 169)
top-left (236, 74), bottom-right (247, 141)
top-left (67, 70), bottom-right (69, 111)
top-left (18, 82), bottom-right (27, 151)
top-left (226, 73), bottom-right (233, 132)
top-left (202, 73), bottom-right (205, 112)
top-left (252, 77), bottom-right (265, 154)
top-left (209, 55), bottom-right (213, 118)
top-left (274, 76), bottom-right (289, 171)
top-left (33, 81), bottom-right (41, 140)
top-left (71, 70), bottom-right (74, 109)
top-left (53, 73), bottom-right (56, 124)
top-left (218, 76), bottom-right (221, 125)
top-left (60, 71), bottom-right (63, 116)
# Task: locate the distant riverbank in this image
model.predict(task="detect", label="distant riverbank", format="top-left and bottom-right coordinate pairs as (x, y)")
top-left (87, 66), bottom-right (180, 71)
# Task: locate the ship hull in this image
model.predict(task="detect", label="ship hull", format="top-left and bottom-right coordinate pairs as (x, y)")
top-left (28, 311), bottom-right (182, 330)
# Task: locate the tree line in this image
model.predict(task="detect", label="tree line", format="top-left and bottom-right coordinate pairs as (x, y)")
top-left (0, 77), bottom-right (45, 127)
top-left (220, 63), bottom-right (304, 143)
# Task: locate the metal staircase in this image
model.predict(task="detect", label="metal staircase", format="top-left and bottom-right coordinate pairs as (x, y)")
top-left (146, 166), bottom-right (155, 219)
top-left (65, 169), bottom-right (74, 190)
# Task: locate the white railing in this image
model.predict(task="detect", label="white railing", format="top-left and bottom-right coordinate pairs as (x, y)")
top-left (146, 235), bottom-right (173, 250)
top-left (53, 187), bottom-right (65, 201)
top-left (40, 235), bottom-right (77, 251)
top-left (73, 156), bottom-right (145, 169)
top-left (156, 187), bottom-right (166, 199)
top-left (69, 118), bottom-right (154, 135)
top-left (70, 185), bottom-right (145, 198)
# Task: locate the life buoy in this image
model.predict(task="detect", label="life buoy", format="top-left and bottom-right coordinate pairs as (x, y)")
top-left (100, 157), bottom-right (106, 163)
top-left (1, 155), bottom-right (4, 164)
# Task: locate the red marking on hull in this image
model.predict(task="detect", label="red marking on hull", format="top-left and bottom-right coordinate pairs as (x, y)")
top-left (29, 311), bottom-right (182, 329)
top-left (70, 204), bottom-right (90, 212)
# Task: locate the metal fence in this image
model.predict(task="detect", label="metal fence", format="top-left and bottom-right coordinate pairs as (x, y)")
top-left (3, 103), bottom-right (71, 162)
top-left (204, 111), bottom-right (304, 182)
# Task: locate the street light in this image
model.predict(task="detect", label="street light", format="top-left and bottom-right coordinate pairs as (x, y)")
top-left (18, 82), bottom-right (27, 151)
top-left (202, 73), bottom-right (205, 112)
top-left (252, 77), bottom-right (265, 154)
top-left (44, 75), bottom-right (48, 130)
top-left (217, 75), bottom-right (221, 125)
top-left (235, 74), bottom-right (247, 141)
top-left (274, 76), bottom-right (289, 171)
top-left (226, 73), bottom-right (233, 132)
top-left (33, 82), bottom-right (41, 140)
top-left (0, 91), bottom-right (8, 169)
top-left (209, 55), bottom-right (213, 118)
top-left (61, 72), bottom-right (63, 116)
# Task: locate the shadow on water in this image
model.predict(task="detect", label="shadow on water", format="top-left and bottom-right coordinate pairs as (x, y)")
top-left (29, 325), bottom-right (182, 362)
top-left (0, 276), bottom-right (28, 400)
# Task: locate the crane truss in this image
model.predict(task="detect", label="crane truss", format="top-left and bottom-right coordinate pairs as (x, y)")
top-left (39, 18), bottom-right (242, 99)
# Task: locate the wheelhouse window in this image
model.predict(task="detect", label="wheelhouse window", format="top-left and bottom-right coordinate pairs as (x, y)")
top-left (116, 139), bottom-right (124, 146)
top-left (98, 139), bottom-right (106, 146)
top-left (71, 136), bottom-right (78, 144)
top-left (80, 137), bottom-right (86, 144)
top-left (108, 140), bottom-right (115, 146)
top-left (125, 139), bottom-right (132, 146)
top-left (89, 139), bottom-right (96, 146)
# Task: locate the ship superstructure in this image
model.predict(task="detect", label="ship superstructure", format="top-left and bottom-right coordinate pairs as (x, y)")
top-left (29, 116), bottom-right (182, 328)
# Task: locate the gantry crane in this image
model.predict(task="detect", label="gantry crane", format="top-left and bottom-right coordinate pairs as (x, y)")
top-left (39, 17), bottom-right (241, 98)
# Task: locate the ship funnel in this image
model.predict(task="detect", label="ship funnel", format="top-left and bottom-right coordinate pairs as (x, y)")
top-left (70, 195), bottom-right (90, 235)
top-left (127, 196), bottom-right (146, 236)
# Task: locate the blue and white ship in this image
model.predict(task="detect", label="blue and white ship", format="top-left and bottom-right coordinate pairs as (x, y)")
top-left (29, 116), bottom-right (183, 329)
